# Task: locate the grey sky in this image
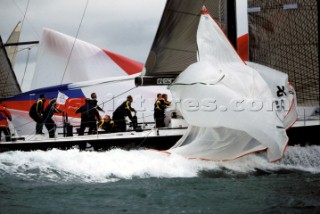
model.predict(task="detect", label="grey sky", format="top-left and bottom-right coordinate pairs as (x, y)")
top-left (0, 0), bottom-right (166, 90)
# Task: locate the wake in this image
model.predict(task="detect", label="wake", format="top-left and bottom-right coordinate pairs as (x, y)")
top-left (0, 145), bottom-right (319, 183)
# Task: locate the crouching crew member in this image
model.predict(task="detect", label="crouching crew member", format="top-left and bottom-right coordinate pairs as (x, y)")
top-left (75, 98), bottom-right (100, 135)
top-left (162, 93), bottom-right (171, 108)
top-left (112, 95), bottom-right (136, 132)
top-left (98, 114), bottom-right (115, 133)
top-left (43, 98), bottom-right (63, 138)
top-left (0, 103), bottom-right (12, 142)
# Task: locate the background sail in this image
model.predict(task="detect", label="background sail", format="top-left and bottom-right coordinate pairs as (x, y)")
top-left (144, 0), bottom-right (230, 77)
top-left (5, 22), bottom-right (21, 67)
top-left (248, 0), bottom-right (319, 107)
top-left (31, 28), bottom-right (143, 89)
top-left (0, 36), bottom-right (21, 98)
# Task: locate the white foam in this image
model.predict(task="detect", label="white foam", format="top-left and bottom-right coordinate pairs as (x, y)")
top-left (0, 146), bottom-right (319, 183)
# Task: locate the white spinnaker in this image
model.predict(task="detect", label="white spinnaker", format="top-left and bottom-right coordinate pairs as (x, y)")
top-left (32, 28), bottom-right (142, 89)
top-left (168, 8), bottom-right (297, 162)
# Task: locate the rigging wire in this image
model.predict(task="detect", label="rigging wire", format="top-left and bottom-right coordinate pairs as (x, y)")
top-left (69, 76), bottom-right (137, 90)
top-left (1, 0), bottom-right (35, 96)
top-left (20, 47), bottom-right (31, 88)
top-left (12, 0), bottom-right (40, 39)
top-left (60, 0), bottom-right (90, 85)
top-left (20, 0), bottom-right (30, 35)
top-left (17, 45), bottom-right (37, 90)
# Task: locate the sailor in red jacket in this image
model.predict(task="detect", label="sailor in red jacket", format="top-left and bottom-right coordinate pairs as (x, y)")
top-left (0, 103), bottom-right (12, 142)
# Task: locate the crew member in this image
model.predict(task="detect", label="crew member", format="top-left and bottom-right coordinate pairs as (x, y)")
top-left (0, 103), bottom-right (12, 142)
top-left (29, 94), bottom-right (46, 134)
top-left (91, 92), bottom-right (104, 112)
top-left (162, 93), bottom-right (171, 108)
top-left (43, 98), bottom-right (63, 138)
top-left (98, 114), bottom-right (115, 133)
top-left (112, 95), bottom-right (136, 132)
top-left (154, 93), bottom-right (165, 128)
top-left (75, 98), bottom-right (100, 135)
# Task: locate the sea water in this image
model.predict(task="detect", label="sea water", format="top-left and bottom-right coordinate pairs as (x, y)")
top-left (0, 146), bottom-right (320, 213)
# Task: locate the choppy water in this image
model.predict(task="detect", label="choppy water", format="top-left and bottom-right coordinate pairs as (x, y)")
top-left (1, 146), bottom-right (320, 213)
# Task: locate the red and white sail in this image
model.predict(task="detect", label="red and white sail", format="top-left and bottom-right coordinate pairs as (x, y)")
top-left (31, 28), bottom-right (143, 89)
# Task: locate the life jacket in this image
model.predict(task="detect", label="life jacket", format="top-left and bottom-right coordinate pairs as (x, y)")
top-left (43, 103), bottom-right (63, 122)
top-left (0, 105), bottom-right (12, 128)
top-left (154, 99), bottom-right (165, 112)
top-left (29, 99), bottom-right (45, 116)
top-left (99, 118), bottom-right (115, 131)
top-left (114, 101), bottom-right (135, 117)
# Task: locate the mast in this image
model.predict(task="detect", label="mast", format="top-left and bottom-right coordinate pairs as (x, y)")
top-left (226, 0), bottom-right (237, 49)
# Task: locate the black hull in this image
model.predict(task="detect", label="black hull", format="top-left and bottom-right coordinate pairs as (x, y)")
top-left (0, 125), bottom-right (319, 153)
top-left (0, 134), bottom-right (183, 153)
top-left (287, 125), bottom-right (320, 146)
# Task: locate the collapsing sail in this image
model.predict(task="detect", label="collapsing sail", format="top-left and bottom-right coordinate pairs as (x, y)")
top-left (168, 6), bottom-right (297, 162)
top-left (138, 0), bottom-right (297, 162)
